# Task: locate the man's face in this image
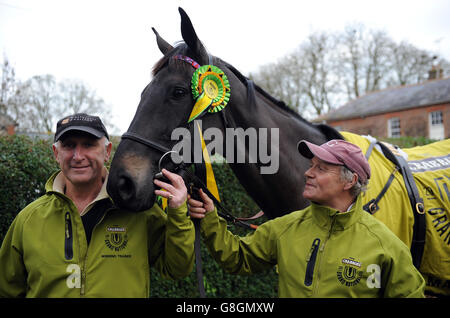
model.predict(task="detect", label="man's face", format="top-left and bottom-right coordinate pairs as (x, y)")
top-left (53, 132), bottom-right (111, 187)
top-left (303, 156), bottom-right (347, 207)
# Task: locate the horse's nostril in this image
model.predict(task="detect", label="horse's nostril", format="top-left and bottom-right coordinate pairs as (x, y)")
top-left (117, 176), bottom-right (135, 202)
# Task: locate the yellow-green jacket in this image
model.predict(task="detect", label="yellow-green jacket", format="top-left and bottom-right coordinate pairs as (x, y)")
top-left (201, 195), bottom-right (425, 297)
top-left (0, 171), bottom-right (195, 298)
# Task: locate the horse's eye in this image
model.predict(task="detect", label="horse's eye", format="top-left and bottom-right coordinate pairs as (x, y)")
top-left (172, 87), bottom-right (187, 99)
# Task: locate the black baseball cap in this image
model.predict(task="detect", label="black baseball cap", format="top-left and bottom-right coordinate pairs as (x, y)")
top-left (54, 113), bottom-right (109, 142)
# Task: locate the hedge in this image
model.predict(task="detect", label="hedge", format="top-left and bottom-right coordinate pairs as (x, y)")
top-left (150, 160), bottom-right (278, 298)
top-left (0, 135), bottom-right (59, 242)
top-left (0, 134), bottom-right (277, 297)
top-left (0, 134), bottom-right (435, 297)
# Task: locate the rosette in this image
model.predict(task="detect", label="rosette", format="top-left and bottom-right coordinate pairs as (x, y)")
top-left (188, 65), bottom-right (230, 122)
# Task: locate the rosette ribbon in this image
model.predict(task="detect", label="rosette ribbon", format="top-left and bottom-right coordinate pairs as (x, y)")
top-left (188, 65), bottom-right (231, 123)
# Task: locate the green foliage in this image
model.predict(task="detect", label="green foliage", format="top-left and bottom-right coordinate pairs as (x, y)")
top-left (150, 247), bottom-right (278, 298)
top-left (0, 134), bottom-right (436, 297)
top-left (0, 134), bottom-right (277, 297)
top-left (150, 162), bottom-right (278, 298)
top-left (379, 136), bottom-right (436, 148)
top-left (0, 135), bottom-right (58, 242)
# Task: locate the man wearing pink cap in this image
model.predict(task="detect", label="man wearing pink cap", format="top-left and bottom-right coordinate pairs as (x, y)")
top-left (298, 139), bottom-right (371, 213)
top-left (189, 139), bottom-right (425, 297)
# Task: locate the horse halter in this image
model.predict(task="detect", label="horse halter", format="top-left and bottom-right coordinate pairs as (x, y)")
top-left (120, 54), bottom-right (228, 175)
top-left (120, 131), bottom-right (181, 178)
top-left (121, 131), bottom-right (171, 154)
top-left (121, 52), bottom-right (260, 173)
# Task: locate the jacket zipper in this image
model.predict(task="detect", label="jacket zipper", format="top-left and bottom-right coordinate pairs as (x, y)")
top-left (64, 212), bottom-right (73, 260)
top-left (304, 238), bottom-right (321, 286)
top-left (312, 215), bottom-right (337, 295)
top-left (80, 211), bottom-right (107, 296)
top-left (320, 216), bottom-right (337, 252)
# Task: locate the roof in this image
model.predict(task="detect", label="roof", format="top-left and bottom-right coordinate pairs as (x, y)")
top-left (319, 77), bottom-right (450, 122)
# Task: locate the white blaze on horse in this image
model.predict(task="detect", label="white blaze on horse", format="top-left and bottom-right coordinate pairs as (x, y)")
top-left (107, 8), bottom-right (450, 296)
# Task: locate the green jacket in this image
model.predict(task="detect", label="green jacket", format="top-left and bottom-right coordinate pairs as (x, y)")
top-left (201, 196), bottom-right (425, 298)
top-left (0, 171), bottom-right (195, 298)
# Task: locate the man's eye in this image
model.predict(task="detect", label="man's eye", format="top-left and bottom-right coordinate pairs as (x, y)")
top-left (62, 143), bottom-right (74, 149)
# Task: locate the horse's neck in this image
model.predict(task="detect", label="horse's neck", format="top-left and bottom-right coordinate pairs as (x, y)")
top-left (222, 92), bottom-right (329, 218)
top-left (226, 89), bottom-right (328, 143)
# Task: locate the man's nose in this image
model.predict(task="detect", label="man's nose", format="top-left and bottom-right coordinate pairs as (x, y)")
top-left (304, 167), bottom-right (314, 178)
top-left (72, 146), bottom-right (84, 160)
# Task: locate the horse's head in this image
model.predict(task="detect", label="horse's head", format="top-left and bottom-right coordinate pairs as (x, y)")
top-left (107, 8), bottom-right (229, 211)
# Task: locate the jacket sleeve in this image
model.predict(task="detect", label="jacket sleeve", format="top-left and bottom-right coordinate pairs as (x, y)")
top-left (200, 208), bottom-right (277, 275)
top-left (0, 214), bottom-right (27, 298)
top-left (147, 202), bottom-right (195, 280)
top-left (381, 238), bottom-right (426, 298)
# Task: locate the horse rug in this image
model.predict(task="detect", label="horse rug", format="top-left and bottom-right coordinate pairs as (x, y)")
top-left (342, 132), bottom-right (450, 296)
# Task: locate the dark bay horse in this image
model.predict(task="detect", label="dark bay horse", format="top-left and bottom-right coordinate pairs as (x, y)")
top-left (107, 8), bottom-right (341, 218)
top-left (107, 8), bottom-right (450, 296)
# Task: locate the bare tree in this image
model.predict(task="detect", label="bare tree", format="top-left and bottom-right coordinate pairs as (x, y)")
top-left (251, 31), bottom-right (340, 118)
top-left (1, 56), bottom-right (117, 134)
top-left (388, 41), bottom-right (437, 85)
top-left (22, 74), bottom-right (59, 132)
top-left (337, 24), bottom-right (394, 99)
top-left (251, 23), bottom-right (450, 118)
top-left (0, 55), bottom-right (17, 115)
top-left (297, 32), bottom-right (340, 116)
top-left (57, 79), bottom-right (114, 131)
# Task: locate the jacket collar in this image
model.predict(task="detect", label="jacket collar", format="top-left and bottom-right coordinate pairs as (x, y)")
top-left (46, 167), bottom-right (111, 216)
top-left (310, 195), bottom-right (364, 231)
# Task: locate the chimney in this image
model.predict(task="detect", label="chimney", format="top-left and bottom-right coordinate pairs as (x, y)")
top-left (428, 56), bottom-right (443, 80)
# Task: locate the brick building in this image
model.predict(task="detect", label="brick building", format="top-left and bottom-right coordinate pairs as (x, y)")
top-left (316, 77), bottom-right (450, 140)
top-left (0, 113), bottom-right (16, 136)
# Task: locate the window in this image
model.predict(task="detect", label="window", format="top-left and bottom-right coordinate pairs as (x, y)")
top-left (429, 111), bottom-right (444, 140)
top-left (430, 111), bottom-right (443, 125)
top-left (388, 117), bottom-right (401, 138)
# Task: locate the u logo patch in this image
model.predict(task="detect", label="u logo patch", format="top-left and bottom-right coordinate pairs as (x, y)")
top-left (105, 226), bottom-right (128, 251)
top-left (337, 257), bottom-right (363, 287)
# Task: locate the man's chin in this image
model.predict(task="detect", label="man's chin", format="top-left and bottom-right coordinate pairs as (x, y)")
top-left (67, 173), bottom-right (95, 186)
top-left (302, 190), bottom-right (314, 201)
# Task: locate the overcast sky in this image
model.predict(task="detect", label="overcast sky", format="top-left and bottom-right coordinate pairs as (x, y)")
top-left (1, 0), bottom-right (449, 134)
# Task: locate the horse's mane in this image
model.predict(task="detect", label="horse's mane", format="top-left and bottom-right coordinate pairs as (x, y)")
top-left (221, 60), bottom-right (343, 140)
top-left (151, 43), bottom-right (342, 140)
top-left (152, 43), bottom-right (301, 119)
top-left (220, 59), bottom-right (309, 123)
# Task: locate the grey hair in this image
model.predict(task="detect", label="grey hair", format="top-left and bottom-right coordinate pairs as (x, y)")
top-left (340, 166), bottom-right (368, 198)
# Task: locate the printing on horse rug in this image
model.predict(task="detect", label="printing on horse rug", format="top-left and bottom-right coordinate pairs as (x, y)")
top-left (342, 132), bottom-right (450, 296)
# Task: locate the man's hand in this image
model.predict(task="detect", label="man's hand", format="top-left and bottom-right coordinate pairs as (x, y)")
top-left (154, 169), bottom-right (187, 209)
top-left (188, 189), bottom-right (215, 219)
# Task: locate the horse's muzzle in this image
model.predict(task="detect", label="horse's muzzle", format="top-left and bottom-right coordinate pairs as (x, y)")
top-left (107, 170), bottom-right (155, 212)
top-left (115, 174), bottom-right (136, 203)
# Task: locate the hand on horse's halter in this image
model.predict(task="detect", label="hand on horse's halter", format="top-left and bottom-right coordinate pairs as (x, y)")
top-left (153, 169), bottom-right (188, 209)
top-left (187, 188), bottom-right (215, 219)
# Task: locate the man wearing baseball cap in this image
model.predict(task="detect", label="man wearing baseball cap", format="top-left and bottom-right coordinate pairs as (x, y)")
top-left (54, 113), bottom-right (110, 142)
top-left (297, 139), bottom-right (371, 213)
top-left (188, 139), bottom-right (425, 297)
top-left (0, 113), bottom-right (195, 297)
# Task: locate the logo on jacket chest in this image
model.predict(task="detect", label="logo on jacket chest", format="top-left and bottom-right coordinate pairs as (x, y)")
top-left (337, 257), bottom-right (363, 287)
top-left (104, 226), bottom-right (128, 251)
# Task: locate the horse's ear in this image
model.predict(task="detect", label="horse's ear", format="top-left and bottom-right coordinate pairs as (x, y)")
top-left (152, 27), bottom-right (173, 55)
top-left (179, 7), bottom-right (208, 61)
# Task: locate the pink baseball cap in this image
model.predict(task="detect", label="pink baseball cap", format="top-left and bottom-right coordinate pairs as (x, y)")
top-left (297, 139), bottom-right (371, 183)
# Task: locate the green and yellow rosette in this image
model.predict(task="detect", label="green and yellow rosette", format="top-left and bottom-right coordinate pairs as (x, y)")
top-left (188, 65), bottom-right (230, 122)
